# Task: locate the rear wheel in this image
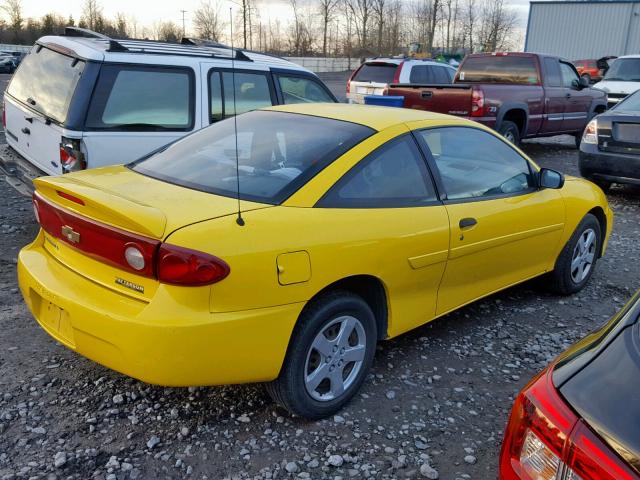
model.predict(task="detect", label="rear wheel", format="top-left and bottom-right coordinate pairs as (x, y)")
top-left (547, 214), bottom-right (601, 295)
top-left (498, 121), bottom-right (521, 146)
top-left (266, 291), bottom-right (377, 419)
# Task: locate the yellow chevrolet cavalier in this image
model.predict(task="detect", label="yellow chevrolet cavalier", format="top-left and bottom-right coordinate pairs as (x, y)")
top-left (19, 104), bottom-right (612, 419)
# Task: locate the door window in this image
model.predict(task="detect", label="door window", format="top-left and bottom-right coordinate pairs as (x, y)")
top-left (560, 62), bottom-right (580, 88)
top-left (208, 70), bottom-right (273, 123)
top-left (318, 135), bottom-right (437, 208)
top-left (277, 75), bottom-right (334, 104)
top-left (417, 127), bottom-right (536, 201)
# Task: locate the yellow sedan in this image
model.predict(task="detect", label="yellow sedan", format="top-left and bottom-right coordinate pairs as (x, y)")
top-left (18, 104), bottom-right (613, 419)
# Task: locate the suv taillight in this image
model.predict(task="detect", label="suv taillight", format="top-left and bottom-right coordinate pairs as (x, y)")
top-left (499, 367), bottom-right (639, 480)
top-left (59, 137), bottom-right (86, 173)
top-left (471, 87), bottom-right (485, 117)
top-left (392, 61), bottom-right (404, 84)
top-left (33, 192), bottom-right (230, 286)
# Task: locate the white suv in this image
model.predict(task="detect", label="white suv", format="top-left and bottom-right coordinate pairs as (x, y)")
top-left (1, 28), bottom-right (336, 188)
top-left (346, 58), bottom-right (457, 104)
top-left (593, 55), bottom-right (640, 108)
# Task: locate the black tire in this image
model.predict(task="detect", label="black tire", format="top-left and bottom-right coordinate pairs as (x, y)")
top-left (266, 291), bottom-right (377, 419)
top-left (547, 213), bottom-right (602, 295)
top-left (498, 121), bottom-right (521, 146)
top-left (574, 133), bottom-right (582, 149)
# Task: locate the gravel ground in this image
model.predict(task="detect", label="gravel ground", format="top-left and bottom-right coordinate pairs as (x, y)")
top-left (1, 73), bottom-right (640, 480)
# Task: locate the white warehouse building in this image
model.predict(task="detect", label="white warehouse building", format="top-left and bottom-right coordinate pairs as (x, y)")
top-left (525, 0), bottom-right (640, 59)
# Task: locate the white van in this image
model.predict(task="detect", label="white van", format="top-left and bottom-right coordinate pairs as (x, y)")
top-left (1, 28), bottom-right (337, 189)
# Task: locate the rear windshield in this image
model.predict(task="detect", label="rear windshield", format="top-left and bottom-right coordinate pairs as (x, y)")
top-left (7, 45), bottom-right (84, 123)
top-left (615, 90), bottom-right (640, 112)
top-left (133, 110), bottom-right (374, 204)
top-left (604, 58), bottom-right (640, 82)
top-left (457, 56), bottom-right (539, 84)
top-left (352, 63), bottom-right (398, 83)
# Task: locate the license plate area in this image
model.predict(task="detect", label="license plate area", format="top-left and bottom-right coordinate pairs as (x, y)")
top-left (33, 290), bottom-right (75, 347)
top-left (613, 123), bottom-right (640, 143)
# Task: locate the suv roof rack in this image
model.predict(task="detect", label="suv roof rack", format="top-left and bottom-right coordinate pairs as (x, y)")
top-left (62, 26), bottom-right (252, 61)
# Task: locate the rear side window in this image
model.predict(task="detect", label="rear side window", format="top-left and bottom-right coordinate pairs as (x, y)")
top-left (208, 70), bottom-right (273, 123)
top-left (352, 63), bottom-right (398, 83)
top-left (277, 75), bottom-right (334, 104)
top-left (7, 45), bottom-right (85, 123)
top-left (544, 58), bottom-right (562, 87)
top-left (410, 65), bottom-right (454, 84)
top-left (318, 135), bottom-right (437, 208)
top-left (86, 65), bottom-right (194, 131)
top-left (133, 111), bottom-right (374, 204)
top-left (457, 56), bottom-right (540, 85)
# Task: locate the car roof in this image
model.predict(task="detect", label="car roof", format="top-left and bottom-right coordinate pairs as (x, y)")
top-left (36, 34), bottom-right (309, 72)
top-left (266, 103), bottom-right (464, 131)
top-left (617, 54), bottom-right (640, 59)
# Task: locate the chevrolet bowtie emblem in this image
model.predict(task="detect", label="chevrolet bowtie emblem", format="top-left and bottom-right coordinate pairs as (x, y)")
top-left (61, 225), bottom-right (80, 243)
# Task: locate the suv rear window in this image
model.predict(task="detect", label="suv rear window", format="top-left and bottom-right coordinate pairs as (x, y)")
top-left (7, 45), bottom-right (84, 123)
top-left (352, 63), bottom-right (398, 83)
top-left (457, 56), bottom-right (539, 84)
top-left (133, 111), bottom-right (374, 204)
top-left (86, 65), bottom-right (194, 131)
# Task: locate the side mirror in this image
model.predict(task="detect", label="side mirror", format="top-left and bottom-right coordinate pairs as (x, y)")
top-left (539, 168), bottom-right (565, 189)
top-left (579, 76), bottom-right (590, 89)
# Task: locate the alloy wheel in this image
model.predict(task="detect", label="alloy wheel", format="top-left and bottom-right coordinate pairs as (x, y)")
top-left (571, 228), bottom-right (597, 283)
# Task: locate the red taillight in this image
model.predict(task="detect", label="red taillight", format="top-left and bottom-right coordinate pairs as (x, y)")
top-left (346, 65), bottom-right (363, 94)
top-left (157, 244), bottom-right (229, 286)
top-left (33, 192), bottom-right (159, 278)
top-left (33, 192), bottom-right (230, 286)
top-left (59, 136), bottom-right (86, 173)
top-left (471, 86), bottom-right (485, 117)
top-left (500, 366), bottom-right (640, 480)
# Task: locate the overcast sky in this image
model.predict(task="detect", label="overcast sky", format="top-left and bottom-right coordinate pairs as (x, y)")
top-left (18, 0), bottom-right (534, 31)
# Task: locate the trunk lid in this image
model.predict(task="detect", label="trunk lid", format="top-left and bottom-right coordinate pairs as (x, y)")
top-left (554, 293), bottom-right (640, 475)
top-left (597, 112), bottom-right (640, 155)
top-left (33, 165), bottom-right (270, 300)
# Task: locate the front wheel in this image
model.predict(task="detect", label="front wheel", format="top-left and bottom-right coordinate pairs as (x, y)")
top-left (498, 121), bottom-right (521, 146)
top-left (266, 291), bottom-right (377, 419)
top-left (547, 214), bottom-right (602, 295)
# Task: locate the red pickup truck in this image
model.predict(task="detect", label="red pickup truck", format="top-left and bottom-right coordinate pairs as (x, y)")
top-left (386, 52), bottom-right (607, 146)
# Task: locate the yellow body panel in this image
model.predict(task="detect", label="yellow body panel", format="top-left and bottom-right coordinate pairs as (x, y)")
top-left (17, 105), bottom-right (614, 386)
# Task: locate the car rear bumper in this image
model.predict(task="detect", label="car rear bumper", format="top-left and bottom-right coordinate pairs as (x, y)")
top-left (0, 143), bottom-right (45, 196)
top-left (579, 143), bottom-right (640, 185)
top-left (18, 232), bottom-right (303, 386)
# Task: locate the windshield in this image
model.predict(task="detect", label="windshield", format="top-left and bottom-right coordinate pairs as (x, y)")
top-left (615, 90), bottom-right (640, 112)
top-left (604, 58), bottom-right (640, 82)
top-left (352, 63), bottom-right (398, 83)
top-left (133, 110), bottom-right (374, 204)
top-left (7, 45), bottom-right (84, 123)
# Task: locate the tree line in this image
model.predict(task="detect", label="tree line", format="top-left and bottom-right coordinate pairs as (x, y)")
top-left (0, 0), bottom-right (520, 58)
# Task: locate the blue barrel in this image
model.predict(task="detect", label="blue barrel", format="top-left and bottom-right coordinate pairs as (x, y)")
top-left (363, 95), bottom-right (405, 108)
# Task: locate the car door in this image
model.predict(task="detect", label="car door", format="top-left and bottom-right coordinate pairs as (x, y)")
top-left (201, 64), bottom-right (276, 125)
top-left (560, 61), bottom-right (591, 132)
top-left (414, 126), bottom-right (566, 316)
top-left (540, 57), bottom-right (566, 133)
top-left (314, 133), bottom-right (450, 337)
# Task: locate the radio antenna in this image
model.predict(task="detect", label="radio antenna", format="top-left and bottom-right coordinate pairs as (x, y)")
top-left (230, 7), bottom-right (245, 226)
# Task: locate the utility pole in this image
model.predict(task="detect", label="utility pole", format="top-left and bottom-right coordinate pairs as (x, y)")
top-left (180, 10), bottom-right (187, 37)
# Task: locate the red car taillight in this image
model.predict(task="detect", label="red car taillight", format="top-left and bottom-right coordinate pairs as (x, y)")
top-left (33, 192), bottom-right (230, 286)
top-left (471, 86), bottom-right (485, 117)
top-left (59, 136), bottom-right (86, 173)
top-left (500, 367), bottom-right (639, 480)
